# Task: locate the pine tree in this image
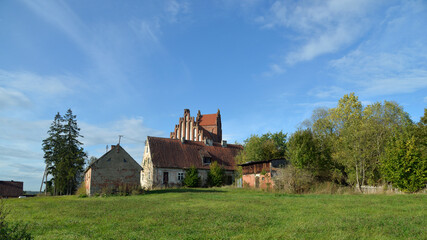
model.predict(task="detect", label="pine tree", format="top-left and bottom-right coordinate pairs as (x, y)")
top-left (42, 109), bottom-right (86, 195)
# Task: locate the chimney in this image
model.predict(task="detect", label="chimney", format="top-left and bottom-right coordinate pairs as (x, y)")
top-left (221, 140), bottom-right (227, 147)
top-left (111, 145), bottom-right (115, 150)
top-left (181, 137), bottom-right (186, 144)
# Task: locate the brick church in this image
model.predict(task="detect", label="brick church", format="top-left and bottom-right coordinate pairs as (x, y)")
top-left (170, 109), bottom-right (222, 143)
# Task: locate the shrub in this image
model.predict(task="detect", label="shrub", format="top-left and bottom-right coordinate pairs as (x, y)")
top-left (0, 199), bottom-right (33, 240)
top-left (207, 161), bottom-right (225, 187)
top-left (183, 166), bottom-right (200, 187)
top-left (274, 165), bottom-right (314, 193)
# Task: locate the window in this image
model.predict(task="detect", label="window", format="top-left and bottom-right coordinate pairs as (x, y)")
top-left (203, 157), bottom-right (211, 165)
top-left (123, 158), bottom-right (127, 162)
top-left (178, 172), bottom-right (184, 181)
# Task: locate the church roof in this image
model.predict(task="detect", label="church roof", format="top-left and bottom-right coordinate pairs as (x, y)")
top-left (147, 136), bottom-right (242, 171)
top-left (199, 113), bottom-right (217, 126)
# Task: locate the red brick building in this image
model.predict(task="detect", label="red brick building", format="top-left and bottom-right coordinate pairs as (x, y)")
top-left (239, 159), bottom-right (287, 190)
top-left (170, 109), bottom-right (222, 143)
top-left (0, 180), bottom-right (24, 198)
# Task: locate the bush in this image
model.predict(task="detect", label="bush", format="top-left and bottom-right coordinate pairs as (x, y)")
top-left (183, 166), bottom-right (200, 187)
top-left (207, 161), bottom-right (225, 187)
top-left (0, 199), bottom-right (33, 240)
top-left (274, 165), bottom-right (314, 193)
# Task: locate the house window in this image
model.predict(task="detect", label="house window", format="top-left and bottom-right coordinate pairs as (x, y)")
top-left (203, 157), bottom-right (211, 165)
top-left (123, 158), bottom-right (127, 162)
top-left (178, 172), bottom-right (184, 181)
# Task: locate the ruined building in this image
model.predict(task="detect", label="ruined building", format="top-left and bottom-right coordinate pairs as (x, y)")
top-left (170, 109), bottom-right (222, 143)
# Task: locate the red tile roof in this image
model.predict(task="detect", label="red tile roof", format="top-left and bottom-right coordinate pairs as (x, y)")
top-left (147, 136), bottom-right (242, 171)
top-left (199, 114), bottom-right (217, 126)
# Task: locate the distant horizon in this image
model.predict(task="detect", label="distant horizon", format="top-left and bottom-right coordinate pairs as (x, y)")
top-left (1, 0), bottom-right (426, 191)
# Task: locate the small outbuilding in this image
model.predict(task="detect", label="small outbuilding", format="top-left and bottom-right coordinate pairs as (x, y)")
top-left (84, 144), bottom-right (142, 196)
top-left (0, 180), bottom-right (24, 198)
top-left (239, 159), bottom-right (287, 190)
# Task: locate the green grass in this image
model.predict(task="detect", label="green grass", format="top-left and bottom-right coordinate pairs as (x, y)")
top-left (5, 188), bottom-right (426, 239)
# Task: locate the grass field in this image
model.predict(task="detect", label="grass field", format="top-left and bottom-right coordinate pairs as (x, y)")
top-left (5, 188), bottom-right (426, 239)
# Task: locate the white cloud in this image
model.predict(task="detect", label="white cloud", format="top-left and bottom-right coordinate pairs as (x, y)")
top-left (80, 117), bottom-right (163, 147)
top-left (165, 0), bottom-right (190, 23)
top-left (308, 86), bottom-right (347, 99)
top-left (257, 0), bottom-right (382, 68)
top-left (0, 69), bottom-right (74, 96)
top-left (0, 87), bottom-right (31, 109)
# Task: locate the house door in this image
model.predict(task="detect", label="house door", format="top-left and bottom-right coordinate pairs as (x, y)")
top-left (255, 176), bottom-right (260, 188)
top-left (163, 172), bottom-right (169, 186)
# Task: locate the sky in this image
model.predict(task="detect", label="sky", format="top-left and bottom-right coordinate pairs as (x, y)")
top-left (1, 0), bottom-right (426, 191)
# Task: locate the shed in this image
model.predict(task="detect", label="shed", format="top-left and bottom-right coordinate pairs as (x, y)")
top-left (238, 159), bottom-right (287, 190)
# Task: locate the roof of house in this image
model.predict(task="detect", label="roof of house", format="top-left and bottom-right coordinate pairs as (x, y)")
top-left (238, 158), bottom-right (287, 167)
top-left (147, 136), bottom-right (242, 171)
top-left (199, 113), bottom-right (217, 126)
top-left (85, 144), bottom-right (142, 173)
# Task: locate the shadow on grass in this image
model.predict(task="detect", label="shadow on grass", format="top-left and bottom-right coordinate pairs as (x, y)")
top-left (146, 188), bottom-right (225, 195)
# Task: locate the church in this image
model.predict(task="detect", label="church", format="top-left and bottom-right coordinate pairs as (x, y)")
top-left (141, 109), bottom-right (242, 189)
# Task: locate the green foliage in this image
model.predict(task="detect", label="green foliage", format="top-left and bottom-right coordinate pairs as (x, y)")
top-left (287, 128), bottom-right (332, 181)
top-left (303, 94), bottom-right (417, 190)
top-left (0, 200), bottom-right (33, 240)
top-left (236, 131), bottom-right (287, 165)
top-left (207, 161), bottom-right (225, 187)
top-left (183, 166), bottom-right (200, 187)
top-left (381, 132), bottom-right (427, 192)
top-left (42, 109), bottom-right (87, 195)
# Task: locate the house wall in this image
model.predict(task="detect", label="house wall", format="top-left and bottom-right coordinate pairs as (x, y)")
top-left (242, 173), bottom-right (275, 190)
top-left (85, 148), bottom-right (141, 196)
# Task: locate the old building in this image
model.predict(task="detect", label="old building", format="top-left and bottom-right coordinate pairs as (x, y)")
top-left (239, 159), bottom-right (287, 190)
top-left (0, 180), bottom-right (23, 198)
top-left (141, 136), bottom-right (242, 189)
top-left (84, 144), bottom-right (142, 196)
top-left (170, 109), bottom-right (222, 143)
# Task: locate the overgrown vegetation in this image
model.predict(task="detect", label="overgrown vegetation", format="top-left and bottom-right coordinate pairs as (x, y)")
top-left (0, 200), bottom-right (33, 240)
top-left (238, 93), bottom-right (426, 193)
top-left (207, 161), bottom-right (225, 187)
top-left (183, 166), bottom-right (201, 187)
top-left (5, 189), bottom-right (426, 239)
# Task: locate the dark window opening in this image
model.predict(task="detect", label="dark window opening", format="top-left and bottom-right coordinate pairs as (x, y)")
top-left (203, 157), bottom-right (211, 165)
top-left (123, 158), bottom-right (127, 162)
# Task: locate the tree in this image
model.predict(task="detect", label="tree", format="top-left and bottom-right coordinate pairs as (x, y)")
top-left (381, 132), bottom-right (426, 192)
top-left (42, 109), bottom-right (86, 195)
top-left (207, 161), bottom-right (225, 187)
top-left (235, 131), bottom-right (287, 165)
top-left (287, 128), bottom-right (331, 181)
top-left (183, 166), bottom-right (200, 187)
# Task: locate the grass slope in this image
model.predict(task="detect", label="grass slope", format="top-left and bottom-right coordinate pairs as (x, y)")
top-left (6, 188), bottom-right (426, 239)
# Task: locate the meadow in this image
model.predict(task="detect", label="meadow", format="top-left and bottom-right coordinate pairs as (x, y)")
top-left (6, 188), bottom-right (426, 239)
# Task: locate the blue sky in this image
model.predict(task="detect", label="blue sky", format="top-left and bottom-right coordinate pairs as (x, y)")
top-left (1, 0), bottom-right (426, 191)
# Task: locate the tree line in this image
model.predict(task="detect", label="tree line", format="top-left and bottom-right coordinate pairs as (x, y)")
top-left (236, 93), bottom-right (426, 193)
top-left (42, 109), bottom-right (86, 195)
